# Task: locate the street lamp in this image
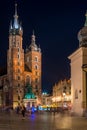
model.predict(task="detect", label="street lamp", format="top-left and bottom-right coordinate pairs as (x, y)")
top-left (63, 92), bottom-right (66, 97)
top-left (62, 92), bottom-right (66, 107)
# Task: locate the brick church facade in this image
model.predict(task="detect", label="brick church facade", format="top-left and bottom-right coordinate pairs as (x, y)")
top-left (0, 4), bottom-right (42, 108)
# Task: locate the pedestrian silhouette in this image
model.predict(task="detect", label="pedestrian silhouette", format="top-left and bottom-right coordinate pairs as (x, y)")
top-left (21, 105), bottom-right (26, 119)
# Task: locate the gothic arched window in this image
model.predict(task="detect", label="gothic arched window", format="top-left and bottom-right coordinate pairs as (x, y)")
top-left (35, 56), bottom-right (38, 62)
top-left (35, 65), bottom-right (38, 70)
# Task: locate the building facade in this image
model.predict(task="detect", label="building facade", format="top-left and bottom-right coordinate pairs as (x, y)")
top-left (0, 4), bottom-right (42, 108)
top-left (68, 11), bottom-right (87, 116)
top-left (41, 92), bottom-right (52, 110)
top-left (52, 79), bottom-right (71, 108)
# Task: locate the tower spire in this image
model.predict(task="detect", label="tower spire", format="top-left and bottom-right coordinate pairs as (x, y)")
top-left (33, 30), bottom-right (34, 35)
top-left (31, 30), bottom-right (35, 43)
top-left (13, 3), bottom-right (19, 29)
top-left (14, 3), bottom-right (18, 20)
top-left (84, 10), bottom-right (87, 27)
top-left (15, 3), bottom-right (17, 16)
top-left (9, 3), bottom-right (23, 36)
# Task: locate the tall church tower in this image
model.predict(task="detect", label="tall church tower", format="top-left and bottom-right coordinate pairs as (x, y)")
top-left (7, 4), bottom-right (24, 107)
top-left (25, 31), bottom-right (42, 102)
top-left (68, 11), bottom-right (87, 116)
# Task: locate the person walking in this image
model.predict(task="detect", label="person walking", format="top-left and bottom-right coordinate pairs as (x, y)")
top-left (21, 104), bottom-right (26, 119)
top-left (16, 105), bottom-right (20, 114)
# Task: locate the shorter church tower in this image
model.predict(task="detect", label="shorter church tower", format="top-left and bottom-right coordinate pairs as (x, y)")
top-left (25, 31), bottom-right (42, 104)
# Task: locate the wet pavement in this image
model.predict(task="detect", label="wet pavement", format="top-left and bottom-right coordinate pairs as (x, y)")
top-left (0, 110), bottom-right (87, 130)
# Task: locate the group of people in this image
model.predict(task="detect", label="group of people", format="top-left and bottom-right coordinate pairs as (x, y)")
top-left (16, 104), bottom-right (35, 119)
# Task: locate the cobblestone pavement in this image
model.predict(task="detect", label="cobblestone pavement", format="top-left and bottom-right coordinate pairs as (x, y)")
top-left (0, 110), bottom-right (87, 130)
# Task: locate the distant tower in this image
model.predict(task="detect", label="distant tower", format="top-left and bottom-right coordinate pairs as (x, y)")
top-left (25, 30), bottom-right (42, 102)
top-left (7, 3), bottom-right (24, 107)
top-left (68, 11), bottom-right (87, 116)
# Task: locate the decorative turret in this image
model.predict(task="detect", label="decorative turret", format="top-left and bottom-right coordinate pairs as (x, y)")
top-left (29, 30), bottom-right (38, 51)
top-left (26, 31), bottom-right (41, 52)
top-left (78, 11), bottom-right (87, 47)
top-left (9, 3), bottom-right (23, 36)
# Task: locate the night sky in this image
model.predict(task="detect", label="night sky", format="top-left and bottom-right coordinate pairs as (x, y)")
top-left (0, 0), bottom-right (87, 93)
